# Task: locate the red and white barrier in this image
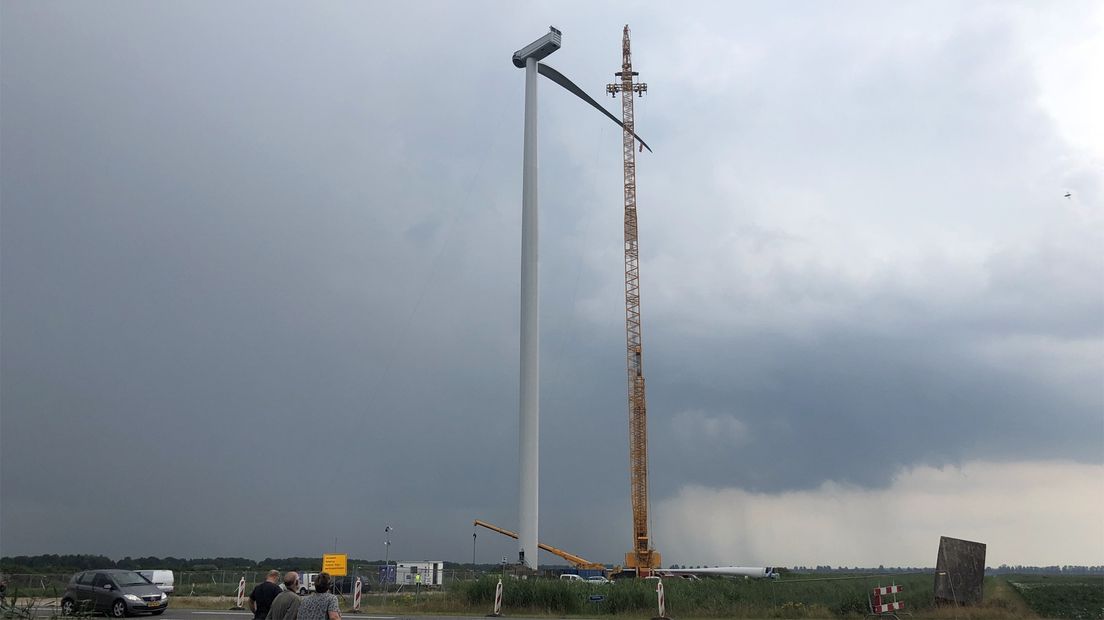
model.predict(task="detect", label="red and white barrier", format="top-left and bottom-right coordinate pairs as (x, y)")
top-left (873, 601), bottom-right (905, 614)
top-left (873, 585), bottom-right (903, 596)
top-left (488, 578), bottom-right (503, 617)
top-left (353, 577), bottom-right (363, 612)
top-left (871, 584), bottom-right (904, 616)
top-left (235, 576), bottom-right (246, 609)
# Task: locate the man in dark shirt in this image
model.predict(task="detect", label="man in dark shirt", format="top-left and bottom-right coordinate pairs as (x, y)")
top-left (248, 571), bottom-right (282, 620)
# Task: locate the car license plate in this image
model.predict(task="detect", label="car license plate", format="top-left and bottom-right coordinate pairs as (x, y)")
top-left (147, 600), bottom-right (162, 607)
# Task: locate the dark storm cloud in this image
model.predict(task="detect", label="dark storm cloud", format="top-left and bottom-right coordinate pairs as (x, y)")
top-left (2, 1), bottom-right (1100, 565)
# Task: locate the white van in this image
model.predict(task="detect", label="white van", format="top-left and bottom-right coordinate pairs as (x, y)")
top-left (138, 570), bottom-right (174, 594)
top-left (299, 573), bottom-right (318, 595)
top-left (559, 574), bottom-right (584, 582)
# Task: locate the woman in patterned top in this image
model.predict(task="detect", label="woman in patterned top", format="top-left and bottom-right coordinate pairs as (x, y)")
top-left (296, 572), bottom-right (341, 620)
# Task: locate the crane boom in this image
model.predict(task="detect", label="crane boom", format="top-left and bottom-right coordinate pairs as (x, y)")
top-left (606, 25), bottom-right (660, 576)
top-left (473, 520), bottom-right (606, 569)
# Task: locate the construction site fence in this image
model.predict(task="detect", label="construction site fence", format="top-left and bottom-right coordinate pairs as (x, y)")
top-left (2, 569), bottom-right (940, 608)
top-left (1, 570), bottom-right (508, 597)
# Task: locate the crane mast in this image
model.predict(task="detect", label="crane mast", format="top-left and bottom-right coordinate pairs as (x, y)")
top-left (606, 25), bottom-right (660, 576)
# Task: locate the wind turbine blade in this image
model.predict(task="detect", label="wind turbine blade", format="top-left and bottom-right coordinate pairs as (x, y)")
top-left (537, 62), bottom-right (653, 153)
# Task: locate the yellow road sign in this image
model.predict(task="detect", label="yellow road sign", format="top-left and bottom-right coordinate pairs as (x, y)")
top-left (322, 554), bottom-right (347, 576)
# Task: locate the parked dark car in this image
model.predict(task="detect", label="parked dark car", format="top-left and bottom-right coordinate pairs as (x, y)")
top-left (61, 570), bottom-right (168, 617)
top-left (329, 575), bottom-right (371, 595)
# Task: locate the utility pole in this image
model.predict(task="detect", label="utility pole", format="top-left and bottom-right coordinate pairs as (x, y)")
top-left (606, 24), bottom-right (660, 577)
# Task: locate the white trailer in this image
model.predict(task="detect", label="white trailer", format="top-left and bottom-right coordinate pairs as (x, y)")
top-left (393, 562), bottom-right (444, 587)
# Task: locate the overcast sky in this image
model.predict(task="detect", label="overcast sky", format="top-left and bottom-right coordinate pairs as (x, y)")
top-left (2, 1), bottom-right (1101, 569)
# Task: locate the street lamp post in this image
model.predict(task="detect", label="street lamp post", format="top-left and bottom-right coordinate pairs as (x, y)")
top-left (382, 526), bottom-right (392, 605)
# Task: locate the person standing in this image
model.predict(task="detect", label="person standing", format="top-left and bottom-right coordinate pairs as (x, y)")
top-left (296, 572), bottom-right (340, 620)
top-left (248, 571), bottom-right (282, 620)
top-left (265, 572), bottom-right (301, 620)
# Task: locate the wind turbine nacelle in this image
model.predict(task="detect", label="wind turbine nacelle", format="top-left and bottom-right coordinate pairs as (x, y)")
top-left (513, 27), bottom-right (562, 68)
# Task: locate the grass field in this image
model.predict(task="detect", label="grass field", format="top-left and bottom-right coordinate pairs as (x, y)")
top-left (435, 573), bottom-right (1101, 618)
top-left (1005, 574), bottom-right (1104, 620)
top-left (418, 573), bottom-right (1039, 618)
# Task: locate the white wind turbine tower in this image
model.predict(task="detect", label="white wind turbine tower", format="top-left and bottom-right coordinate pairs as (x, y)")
top-left (510, 26), bottom-right (651, 569)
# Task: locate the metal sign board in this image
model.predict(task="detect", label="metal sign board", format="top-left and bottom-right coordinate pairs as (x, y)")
top-left (934, 536), bottom-right (985, 605)
top-left (378, 564), bottom-right (396, 584)
top-left (322, 554), bottom-right (348, 576)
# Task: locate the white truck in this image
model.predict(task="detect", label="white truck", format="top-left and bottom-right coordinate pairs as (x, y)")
top-left (137, 570), bottom-right (174, 594)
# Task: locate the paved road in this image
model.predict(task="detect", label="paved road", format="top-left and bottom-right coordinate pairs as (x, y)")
top-left (157, 608), bottom-right (399, 617)
top-left (162, 612), bottom-right (398, 620)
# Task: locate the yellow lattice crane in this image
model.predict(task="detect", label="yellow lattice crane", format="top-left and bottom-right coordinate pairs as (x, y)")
top-left (606, 25), bottom-right (660, 577)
